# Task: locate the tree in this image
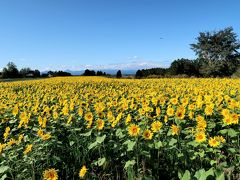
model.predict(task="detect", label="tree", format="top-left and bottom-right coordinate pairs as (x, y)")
top-left (135, 70), bottom-right (143, 78)
top-left (191, 27), bottom-right (240, 76)
top-left (82, 69), bottom-right (96, 76)
top-left (2, 62), bottom-right (19, 78)
top-left (20, 67), bottom-right (31, 78)
top-left (34, 70), bottom-right (41, 77)
top-left (116, 70), bottom-right (122, 78)
top-left (169, 59), bottom-right (199, 76)
top-left (96, 71), bottom-right (103, 76)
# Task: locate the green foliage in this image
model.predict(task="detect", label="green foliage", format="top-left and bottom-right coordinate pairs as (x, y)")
top-left (134, 68), bottom-right (167, 78)
top-left (169, 58), bottom-right (199, 76)
top-left (116, 70), bottom-right (122, 78)
top-left (191, 27), bottom-right (240, 77)
top-left (2, 62), bottom-right (19, 79)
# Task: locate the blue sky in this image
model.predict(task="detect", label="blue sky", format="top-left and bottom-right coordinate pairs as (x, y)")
top-left (0, 0), bottom-right (240, 71)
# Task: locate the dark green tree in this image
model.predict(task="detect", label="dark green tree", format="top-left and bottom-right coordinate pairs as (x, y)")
top-left (2, 62), bottom-right (19, 78)
top-left (135, 70), bottom-right (143, 78)
top-left (34, 70), bottom-right (41, 77)
top-left (83, 69), bottom-right (96, 76)
top-left (20, 67), bottom-right (31, 78)
top-left (116, 70), bottom-right (122, 78)
top-left (191, 27), bottom-right (240, 77)
top-left (96, 71), bottom-right (103, 76)
top-left (169, 58), bottom-right (199, 76)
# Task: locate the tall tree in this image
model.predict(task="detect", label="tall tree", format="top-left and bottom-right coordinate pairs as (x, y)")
top-left (135, 70), bottom-right (143, 78)
top-left (191, 27), bottom-right (240, 76)
top-left (169, 59), bottom-right (199, 76)
top-left (116, 70), bottom-right (122, 78)
top-left (20, 67), bottom-right (31, 77)
top-left (2, 62), bottom-right (19, 78)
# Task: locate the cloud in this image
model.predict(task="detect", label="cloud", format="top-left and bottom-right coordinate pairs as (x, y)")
top-left (42, 60), bottom-right (168, 72)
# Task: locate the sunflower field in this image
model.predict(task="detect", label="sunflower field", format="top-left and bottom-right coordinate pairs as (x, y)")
top-left (0, 77), bottom-right (239, 180)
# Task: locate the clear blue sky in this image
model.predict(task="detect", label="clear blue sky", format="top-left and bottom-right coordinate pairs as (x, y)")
top-left (0, 0), bottom-right (240, 71)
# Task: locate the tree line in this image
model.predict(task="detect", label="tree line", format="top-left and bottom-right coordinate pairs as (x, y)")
top-left (0, 62), bottom-right (123, 79)
top-left (135, 27), bottom-right (240, 78)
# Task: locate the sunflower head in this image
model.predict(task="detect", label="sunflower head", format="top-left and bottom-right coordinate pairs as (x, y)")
top-left (143, 129), bottom-right (153, 140)
top-left (195, 132), bottom-right (206, 143)
top-left (79, 165), bottom-right (87, 178)
top-left (128, 124), bottom-right (140, 137)
top-left (43, 168), bottom-right (58, 180)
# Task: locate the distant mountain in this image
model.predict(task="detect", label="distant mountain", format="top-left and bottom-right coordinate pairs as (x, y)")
top-left (41, 69), bottom-right (137, 76)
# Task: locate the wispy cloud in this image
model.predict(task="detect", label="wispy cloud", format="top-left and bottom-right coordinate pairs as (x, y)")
top-left (41, 60), bottom-right (168, 72)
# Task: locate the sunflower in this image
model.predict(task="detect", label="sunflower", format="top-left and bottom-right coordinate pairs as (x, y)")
top-left (151, 121), bottom-right (162, 132)
top-left (208, 137), bottom-right (220, 147)
top-left (43, 168), bottom-right (58, 180)
top-left (79, 165), bottom-right (87, 178)
top-left (53, 111), bottom-right (59, 120)
top-left (170, 98), bottom-right (178, 105)
top-left (167, 107), bottom-right (174, 117)
top-left (84, 112), bottom-right (93, 121)
top-left (175, 110), bottom-right (185, 120)
top-left (188, 111), bottom-right (194, 120)
top-left (171, 124), bottom-right (180, 135)
top-left (204, 105), bottom-right (213, 116)
top-left (128, 124), bottom-right (140, 137)
top-left (195, 132), bottom-right (206, 143)
top-left (215, 135), bottom-right (226, 143)
top-left (221, 109), bottom-right (230, 117)
top-left (223, 115), bottom-right (232, 125)
top-left (3, 127), bottom-right (10, 141)
top-left (37, 129), bottom-right (44, 137)
top-left (12, 105), bottom-right (19, 116)
top-left (125, 114), bottom-right (132, 125)
top-left (97, 111), bottom-right (105, 119)
top-left (156, 107), bottom-right (161, 116)
top-left (188, 104), bottom-right (195, 110)
top-left (143, 129), bottom-right (153, 140)
top-left (78, 108), bottom-right (83, 116)
top-left (96, 119), bottom-right (104, 130)
top-left (41, 133), bottom-right (52, 141)
top-left (231, 113), bottom-right (239, 124)
top-left (23, 144), bottom-right (33, 155)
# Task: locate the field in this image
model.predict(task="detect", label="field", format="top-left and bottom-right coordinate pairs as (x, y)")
top-left (0, 77), bottom-right (239, 180)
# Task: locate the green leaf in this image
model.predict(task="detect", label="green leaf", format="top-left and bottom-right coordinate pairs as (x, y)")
top-left (154, 141), bottom-right (163, 149)
top-left (177, 153), bottom-right (184, 158)
top-left (205, 167), bottom-right (214, 177)
top-left (216, 172), bottom-right (225, 180)
top-left (116, 129), bottom-right (125, 138)
top-left (124, 160), bottom-right (136, 170)
top-left (96, 135), bottom-right (106, 144)
top-left (181, 170), bottom-right (191, 180)
top-left (0, 174), bottom-right (7, 180)
top-left (169, 138), bottom-right (177, 146)
top-left (88, 141), bottom-right (98, 150)
top-left (178, 171), bottom-right (183, 179)
top-left (69, 141), bottom-right (75, 146)
top-left (140, 150), bottom-right (150, 158)
top-left (208, 122), bottom-right (216, 129)
top-left (81, 130), bottom-right (92, 137)
top-left (187, 140), bottom-right (198, 147)
top-left (0, 166), bottom-right (9, 174)
top-left (227, 129), bottom-right (238, 137)
top-left (227, 148), bottom-right (236, 153)
top-left (123, 140), bottom-right (136, 151)
top-left (194, 169), bottom-right (205, 179)
top-left (219, 129), bottom-right (228, 134)
top-left (97, 157), bottom-right (106, 166)
top-left (210, 160), bottom-right (217, 166)
top-left (199, 151), bottom-right (205, 158)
